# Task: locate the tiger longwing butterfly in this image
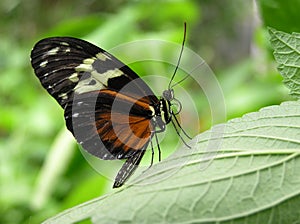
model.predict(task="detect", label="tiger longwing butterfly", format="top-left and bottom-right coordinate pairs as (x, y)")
top-left (30, 23), bottom-right (190, 188)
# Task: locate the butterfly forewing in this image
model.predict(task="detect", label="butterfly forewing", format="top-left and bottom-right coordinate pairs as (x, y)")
top-left (30, 37), bottom-right (156, 108)
top-left (31, 37), bottom-right (100, 107)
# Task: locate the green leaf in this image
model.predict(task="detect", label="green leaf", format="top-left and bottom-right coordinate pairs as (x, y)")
top-left (258, 0), bottom-right (300, 33)
top-left (269, 28), bottom-right (300, 98)
top-left (43, 101), bottom-right (300, 224)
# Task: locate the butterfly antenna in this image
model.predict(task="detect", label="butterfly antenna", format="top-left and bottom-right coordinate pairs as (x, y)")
top-left (170, 74), bottom-right (190, 89)
top-left (168, 22), bottom-right (187, 90)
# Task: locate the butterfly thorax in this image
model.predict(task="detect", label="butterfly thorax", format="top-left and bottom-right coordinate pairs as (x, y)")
top-left (149, 88), bottom-right (174, 133)
top-left (161, 88), bottom-right (175, 123)
top-left (158, 98), bottom-right (172, 125)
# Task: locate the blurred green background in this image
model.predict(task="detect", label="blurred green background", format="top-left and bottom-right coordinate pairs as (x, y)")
top-left (0, 0), bottom-right (296, 223)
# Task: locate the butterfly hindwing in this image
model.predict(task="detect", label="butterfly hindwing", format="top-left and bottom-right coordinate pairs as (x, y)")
top-left (65, 89), bottom-right (155, 160)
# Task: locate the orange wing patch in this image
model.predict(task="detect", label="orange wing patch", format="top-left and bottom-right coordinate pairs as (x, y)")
top-left (94, 89), bottom-right (155, 151)
top-left (100, 89), bottom-right (153, 110)
top-left (96, 112), bottom-right (152, 151)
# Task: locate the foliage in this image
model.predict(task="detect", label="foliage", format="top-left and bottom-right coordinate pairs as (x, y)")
top-left (43, 27), bottom-right (300, 223)
top-left (0, 0), bottom-right (298, 223)
top-left (269, 28), bottom-right (300, 97)
top-left (45, 101), bottom-right (300, 223)
top-left (258, 0), bottom-right (300, 33)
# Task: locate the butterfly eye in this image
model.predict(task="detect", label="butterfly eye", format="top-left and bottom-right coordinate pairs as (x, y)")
top-left (162, 89), bottom-right (174, 101)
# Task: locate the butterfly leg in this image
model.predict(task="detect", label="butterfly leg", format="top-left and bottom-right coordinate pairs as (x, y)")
top-left (154, 131), bottom-right (162, 161)
top-left (150, 139), bottom-right (154, 167)
top-left (172, 112), bottom-right (192, 140)
top-left (151, 122), bottom-right (163, 161)
top-left (171, 118), bottom-right (191, 149)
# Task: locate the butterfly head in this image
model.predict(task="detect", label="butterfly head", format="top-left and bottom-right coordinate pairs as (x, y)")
top-left (161, 88), bottom-right (182, 123)
top-left (162, 88), bottom-right (174, 101)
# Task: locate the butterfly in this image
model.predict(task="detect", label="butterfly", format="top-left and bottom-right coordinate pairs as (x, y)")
top-left (30, 23), bottom-right (191, 188)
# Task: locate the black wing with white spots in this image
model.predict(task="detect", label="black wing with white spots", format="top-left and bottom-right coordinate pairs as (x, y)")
top-left (30, 37), bottom-right (156, 109)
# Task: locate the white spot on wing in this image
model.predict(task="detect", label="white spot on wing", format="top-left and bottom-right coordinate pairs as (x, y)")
top-left (69, 73), bottom-right (79, 82)
top-left (75, 58), bottom-right (96, 72)
top-left (96, 53), bottom-right (111, 61)
top-left (83, 58), bottom-right (96, 64)
top-left (40, 60), bottom-right (48, 67)
top-left (74, 78), bottom-right (104, 94)
top-left (72, 113), bottom-right (79, 118)
top-left (74, 68), bottom-right (124, 94)
top-left (92, 68), bottom-right (124, 86)
top-left (75, 63), bottom-right (93, 72)
top-left (47, 47), bottom-right (59, 55)
top-left (61, 42), bottom-right (69, 46)
top-left (58, 92), bottom-right (68, 100)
